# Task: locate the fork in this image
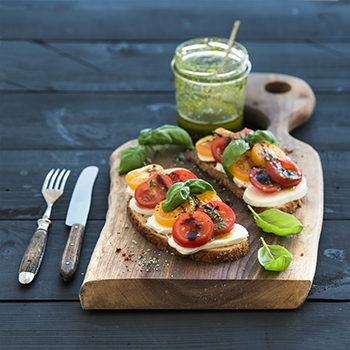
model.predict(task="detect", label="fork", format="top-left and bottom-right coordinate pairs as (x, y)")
top-left (18, 168), bottom-right (70, 284)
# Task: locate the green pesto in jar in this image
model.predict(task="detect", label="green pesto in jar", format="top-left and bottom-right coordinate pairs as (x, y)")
top-left (171, 37), bottom-right (251, 141)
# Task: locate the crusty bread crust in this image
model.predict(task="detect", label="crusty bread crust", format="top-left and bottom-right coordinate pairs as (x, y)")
top-left (195, 154), bottom-right (304, 214)
top-left (127, 199), bottom-right (249, 263)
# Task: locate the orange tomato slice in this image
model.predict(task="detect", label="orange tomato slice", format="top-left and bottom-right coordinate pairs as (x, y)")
top-left (195, 128), bottom-right (233, 158)
top-left (154, 198), bottom-right (196, 228)
top-left (125, 164), bottom-right (164, 191)
top-left (229, 150), bottom-right (255, 182)
top-left (250, 142), bottom-right (287, 168)
top-left (195, 135), bottom-right (217, 157)
top-left (213, 128), bottom-right (234, 137)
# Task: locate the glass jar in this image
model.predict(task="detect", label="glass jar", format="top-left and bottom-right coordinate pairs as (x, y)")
top-left (171, 37), bottom-right (251, 141)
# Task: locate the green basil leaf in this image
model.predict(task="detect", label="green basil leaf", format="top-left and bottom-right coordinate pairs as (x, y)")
top-left (137, 128), bottom-right (154, 145)
top-left (186, 179), bottom-right (216, 194)
top-left (221, 139), bottom-right (250, 182)
top-left (245, 130), bottom-right (278, 146)
top-left (248, 205), bottom-right (303, 236)
top-left (258, 237), bottom-right (292, 271)
top-left (138, 125), bottom-right (194, 149)
top-left (161, 182), bottom-right (191, 213)
top-left (118, 145), bottom-right (148, 175)
top-left (161, 179), bottom-right (214, 213)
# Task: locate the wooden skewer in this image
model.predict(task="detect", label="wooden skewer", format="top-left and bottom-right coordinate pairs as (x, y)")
top-left (222, 20), bottom-right (241, 66)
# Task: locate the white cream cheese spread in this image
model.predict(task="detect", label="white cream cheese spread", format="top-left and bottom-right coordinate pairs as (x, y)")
top-left (197, 153), bottom-right (215, 162)
top-left (214, 162), bottom-right (225, 173)
top-left (146, 214), bottom-right (173, 234)
top-left (126, 186), bottom-right (135, 197)
top-left (129, 198), bottom-right (154, 216)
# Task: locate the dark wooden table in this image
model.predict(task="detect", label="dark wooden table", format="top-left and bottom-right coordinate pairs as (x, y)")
top-left (1, 1), bottom-right (349, 349)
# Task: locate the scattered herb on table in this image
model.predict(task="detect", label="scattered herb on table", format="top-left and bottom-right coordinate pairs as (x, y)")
top-left (119, 125), bottom-right (194, 174)
top-left (247, 205), bottom-right (303, 236)
top-left (258, 237), bottom-right (292, 272)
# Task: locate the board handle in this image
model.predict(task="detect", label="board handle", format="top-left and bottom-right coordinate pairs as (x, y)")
top-left (245, 73), bottom-right (316, 142)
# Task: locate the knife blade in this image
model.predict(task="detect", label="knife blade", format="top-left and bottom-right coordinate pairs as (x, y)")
top-left (59, 166), bottom-right (99, 281)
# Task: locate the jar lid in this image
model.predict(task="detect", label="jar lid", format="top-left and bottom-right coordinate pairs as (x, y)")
top-left (172, 37), bottom-right (250, 81)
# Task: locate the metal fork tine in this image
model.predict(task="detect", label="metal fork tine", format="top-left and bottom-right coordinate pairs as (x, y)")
top-left (54, 169), bottom-right (66, 190)
top-left (42, 169), bottom-right (55, 190)
top-left (59, 169), bottom-right (71, 191)
top-left (49, 169), bottom-right (60, 190)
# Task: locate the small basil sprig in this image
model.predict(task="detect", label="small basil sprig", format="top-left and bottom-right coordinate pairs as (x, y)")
top-left (247, 205), bottom-right (303, 236)
top-left (118, 125), bottom-right (194, 174)
top-left (161, 179), bottom-right (215, 213)
top-left (258, 237), bottom-right (292, 272)
top-left (221, 129), bottom-right (278, 181)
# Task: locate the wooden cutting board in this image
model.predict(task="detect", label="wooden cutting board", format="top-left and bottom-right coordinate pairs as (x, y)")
top-left (79, 73), bottom-right (323, 310)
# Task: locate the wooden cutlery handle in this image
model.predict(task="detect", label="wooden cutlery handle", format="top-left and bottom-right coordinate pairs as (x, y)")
top-left (18, 227), bottom-right (48, 284)
top-left (59, 224), bottom-right (85, 282)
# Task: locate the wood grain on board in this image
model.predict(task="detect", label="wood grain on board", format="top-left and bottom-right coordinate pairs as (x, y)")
top-left (79, 73), bottom-right (323, 309)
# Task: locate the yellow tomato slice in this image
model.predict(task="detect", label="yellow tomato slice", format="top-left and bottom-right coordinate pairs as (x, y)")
top-left (125, 164), bottom-right (164, 190)
top-left (229, 151), bottom-right (255, 182)
top-left (154, 199), bottom-right (196, 227)
top-left (250, 142), bottom-right (287, 167)
top-left (213, 127), bottom-right (234, 137)
top-left (195, 135), bottom-right (217, 157)
top-left (195, 191), bottom-right (222, 204)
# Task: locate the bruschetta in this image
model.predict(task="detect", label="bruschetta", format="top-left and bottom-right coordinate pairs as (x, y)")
top-left (124, 165), bottom-right (249, 263)
top-left (194, 128), bottom-right (307, 213)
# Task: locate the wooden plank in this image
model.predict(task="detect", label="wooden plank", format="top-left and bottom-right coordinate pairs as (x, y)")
top-left (0, 150), bottom-right (111, 221)
top-left (291, 94), bottom-right (350, 152)
top-left (1, 219), bottom-right (348, 302)
top-left (1, 41), bottom-right (349, 92)
top-left (0, 301), bottom-right (349, 350)
top-left (308, 220), bottom-right (350, 300)
top-left (1, 92), bottom-right (349, 152)
top-left (0, 220), bottom-right (105, 301)
top-left (1, 0), bottom-right (349, 40)
top-left (0, 93), bottom-right (179, 150)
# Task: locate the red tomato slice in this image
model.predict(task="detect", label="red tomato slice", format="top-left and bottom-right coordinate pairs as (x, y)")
top-left (265, 158), bottom-right (302, 187)
top-left (199, 201), bottom-right (236, 236)
top-left (231, 127), bottom-right (254, 140)
top-left (166, 169), bottom-right (198, 184)
top-left (210, 136), bottom-right (232, 163)
top-left (172, 212), bottom-right (214, 248)
top-left (134, 174), bottom-right (173, 208)
top-left (249, 168), bottom-right (281, 193)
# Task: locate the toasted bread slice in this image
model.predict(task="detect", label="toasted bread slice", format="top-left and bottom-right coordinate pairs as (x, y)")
top-left (127, 199), bottom-right (249, 263)
top-left (195, 155), bottom-right (304, 214)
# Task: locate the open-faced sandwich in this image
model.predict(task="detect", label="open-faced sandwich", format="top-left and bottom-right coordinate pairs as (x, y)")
top-left (195, 128), bottom-right (307, 213)
top-left (124, 164), bottom-right (249, 263)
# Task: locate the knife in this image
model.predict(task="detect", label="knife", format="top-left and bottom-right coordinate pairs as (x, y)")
top-left (59, 166), bottom-right (99, 281)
